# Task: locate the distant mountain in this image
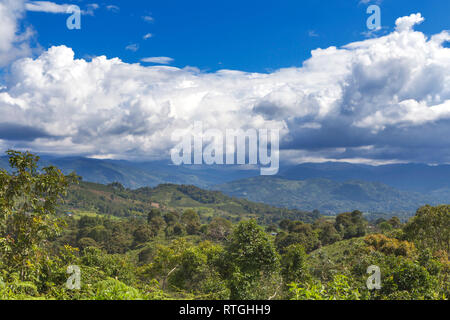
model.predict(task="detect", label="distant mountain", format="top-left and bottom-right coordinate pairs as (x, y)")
top-left (213, 176), bottom-right (450, 215)
top-left (3, 153), bottom-right (450, 211)
top-left (0, 156), bottom-right (260, 189)
top-left (279, 162), bottom-right (450, 192)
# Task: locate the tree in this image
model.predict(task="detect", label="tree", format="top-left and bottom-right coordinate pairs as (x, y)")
top-left (313, 218), bottom-right (342, 246)
top-left (279, 219), bottom-right (291, 231)
top-left (0, 150), bottom-right (76, 281)
top-left (281, 244), bottom-right (309, 285)
top-left (276, 222), bottom-right (320, 253)
top-left (149, 216), bottom-right (166, 236)
top-left (163, 211), bottom-right (179, 226)
top-left (223, 220), bottom-right (280, 299)
top-left (335, 210), bottom-right (367, 239)
top-left (147, 208), bottom-right (161, 223)
top-left (181, 209), bottom-right (201, 235)
top-left (133, 224), bottom-right (153, 244)
top-left (388, 216), bottom-right (402, 229)
top-left (207, 217), bottom-right (232, 241)
top-left (78, 237), bottom-right (99, 250)
top-left (403, 205), bottom-right (450, 253)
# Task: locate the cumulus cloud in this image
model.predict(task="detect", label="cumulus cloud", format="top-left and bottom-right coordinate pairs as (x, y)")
top-left (0, 13), bottom-right (449, 165)
top-left (395, 13), bottom-right (424, 32)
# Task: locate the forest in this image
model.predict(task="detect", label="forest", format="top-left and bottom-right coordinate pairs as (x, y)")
top-left (0, 151), bottom-right (448, 300)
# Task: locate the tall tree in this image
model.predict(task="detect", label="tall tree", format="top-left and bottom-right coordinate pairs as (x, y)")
top-left (0, 150), bottom-right (76, 281)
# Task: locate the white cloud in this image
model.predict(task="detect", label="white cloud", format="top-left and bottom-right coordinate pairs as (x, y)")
top-left (395, 13), bottom-right (424, 32)
top-left (142, 15), bottom-right (154, 23)
top-left (125, 44), bottom-right (139, 52)
top-left (141, 56), bottom-right (174, 64)
top-left (25, 1), bottom-right (71, 13)
top-left (84, 3), bottom-right (99, 16)
top-left (0, 13), bottom-right (450, 164)
top-left (0, 0), bottom-right (33, 67)
top-left (25, 1), bottom-right (99, 16)
top-left (359, 0), bottom-right (383, 4)
top-left (143, 33), bottom-right (153, 40)
top-left (106, 5), bottom-right (119, 13)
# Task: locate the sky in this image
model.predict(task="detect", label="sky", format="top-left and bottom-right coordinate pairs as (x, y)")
top-left (0, 0), bottom-right (449, 165)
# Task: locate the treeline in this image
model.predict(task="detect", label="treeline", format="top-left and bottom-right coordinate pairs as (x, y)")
top-left (56, 206), bottom-right (373, 258)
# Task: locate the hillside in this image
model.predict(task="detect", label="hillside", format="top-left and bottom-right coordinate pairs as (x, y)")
top-left (62, 181), bottom-right (320, 225)
top-left (4, 156), bottom-right (450, 194)
top-left (279, 162), bottom-right (450, 192)
top-left (213, 176), bottom-right (449, 215)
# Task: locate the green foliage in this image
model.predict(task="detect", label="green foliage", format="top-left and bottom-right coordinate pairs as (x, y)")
top-left (0, 151), bottom-right (448, 300)
top-left (313, 218), bottom-right (342, 246)
top-left (92, 278), bottom-right (144, 300)
top-left (281, 244), bottom-right (309, 284)
top-left (64, 181), bottom-right (320, 226)
top-left (365, 234), bottom-right (415, 257)
top-left (403, 205), bottom-right (450, 254)
top-left (373, 255), bottom-right (441, 300)
top-left (0, 150), bottom-right (76, 284)
top-left (216, 176), bottom-right (438, 215)
top-left (335, 210), bottom-right (367, 239)
top-left (181, 209), bottom-right (201, 235)
top-left (276, 222), bottom-right (320, 253)
top-left (289, 275), bottom-right (361, 300)
top-left (222, 220), bottom-right (280, 299)
top-left (207, 217), bottom-right (232, 241)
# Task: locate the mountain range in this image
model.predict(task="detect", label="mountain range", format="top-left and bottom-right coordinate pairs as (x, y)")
top-left (213, 176), bottom-right (450, 215)
top-left (278, 162), bottom-right (450, 193)
top-left (1, 155), bottom-right (450, 215)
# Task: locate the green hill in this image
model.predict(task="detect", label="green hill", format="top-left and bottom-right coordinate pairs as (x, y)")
top-left (214, 176), bottom-right (448, 216)
top-left (62, 181), bottom-right (320, 225)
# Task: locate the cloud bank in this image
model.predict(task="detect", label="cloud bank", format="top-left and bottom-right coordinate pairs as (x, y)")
top-left (0, 10), bottom-right (449, 164)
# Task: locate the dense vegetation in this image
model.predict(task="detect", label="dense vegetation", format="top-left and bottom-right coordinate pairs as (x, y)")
top-left (0, 151), bottom-right (448, 300)
top-left (62, 180), bottom-right (319, 225)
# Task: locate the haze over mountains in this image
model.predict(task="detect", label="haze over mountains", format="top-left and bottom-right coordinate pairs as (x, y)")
top-left (278, 162), bottom-right (450, 193)
top-left (214, 176), bottom-right (450, 215)
top-left (1, 155), bottom-right (449, 215)
top-left (0, 156), bottom-right (259, 189)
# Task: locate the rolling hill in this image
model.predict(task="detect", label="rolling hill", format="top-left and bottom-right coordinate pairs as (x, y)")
top-left (62, 181), bottom-right (320, 225)
top-left (213, 176), bottom-right (450, 215)
top-left (3, 155), bottom-right (450, 216)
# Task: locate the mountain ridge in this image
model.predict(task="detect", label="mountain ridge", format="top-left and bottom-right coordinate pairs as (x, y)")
top-left (213, 176), bottom-right (450, 216)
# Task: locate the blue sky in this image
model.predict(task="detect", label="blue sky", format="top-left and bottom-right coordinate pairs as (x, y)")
top-left (24, 0), bottom-right (450, 72)
top-left (0, 0), bottom-right (449, 166)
